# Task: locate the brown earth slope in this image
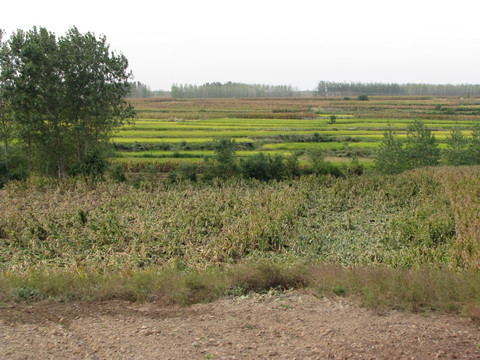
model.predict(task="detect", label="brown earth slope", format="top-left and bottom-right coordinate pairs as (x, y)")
top-left (1, 291), bottom-right (479, 359)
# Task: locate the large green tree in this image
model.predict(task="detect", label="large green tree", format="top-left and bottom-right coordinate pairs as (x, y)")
top-left (59, 27), bottom-right (133, 163)
top-left (0, 26), bottom-right (133, 179)
top-left (0, 29), bottom-right (10, 160)
top-left (0, 27), bottom-right (56, 174)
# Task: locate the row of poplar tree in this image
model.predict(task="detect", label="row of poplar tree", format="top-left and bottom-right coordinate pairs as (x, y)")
top-left (0, 26), bottom-right (133, 181)
top-left (171, 82), bottom-right (295, 98)
top-left (314, 81), bottom-right (480, 97)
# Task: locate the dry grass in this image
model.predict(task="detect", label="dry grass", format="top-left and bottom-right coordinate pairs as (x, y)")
top-left (2, 261), bottom-right (479, 323)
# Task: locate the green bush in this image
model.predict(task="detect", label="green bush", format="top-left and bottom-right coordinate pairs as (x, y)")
top-left (69, 148), bottom-right (109, 179)
top-left (240, 153), bottom-right (274, 181)
top-left (178, 163), bottom-right (199, 182)
top-left (442, 124), bottom-right (471, 166)
top-left (211, 137), bottom-right (238, 179)
top-left (0, 145), bottom-right (29, 186)
top-left (307, 148), bottom-right (325, 173)
top-left (109, 164), bottom-right (127, 182)
top-left (375, 126), bottom-right (407, 174)
top-left (284, 153), bottom-right (301, 178)
top-left (405, 120), bottom-right (440, 168)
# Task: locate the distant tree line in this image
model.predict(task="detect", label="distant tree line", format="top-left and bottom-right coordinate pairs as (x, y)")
top-left (127, 81), bottom-right (170, 98)
top-left (314, 81), bottom-right (480, 97)
top-left (171, 82), bottom-right (295, 98)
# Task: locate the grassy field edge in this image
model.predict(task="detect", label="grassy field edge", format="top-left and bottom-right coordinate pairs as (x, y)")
top-left (2, 260), bottom-right (480, 324)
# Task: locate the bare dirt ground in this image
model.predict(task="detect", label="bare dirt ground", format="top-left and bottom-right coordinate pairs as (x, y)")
top-left (1, 291), bottom-right (479, 359)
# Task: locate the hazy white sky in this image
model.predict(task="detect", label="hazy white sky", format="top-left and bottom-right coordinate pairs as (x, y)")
top-left (2, 0), bottom-right (480, 90)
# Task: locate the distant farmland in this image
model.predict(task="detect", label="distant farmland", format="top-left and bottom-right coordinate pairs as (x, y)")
top-left (116, 96), bottom-right (480, 169)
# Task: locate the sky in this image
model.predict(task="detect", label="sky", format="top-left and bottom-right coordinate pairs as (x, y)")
top-left (2, 0), bottom-right (480, 90)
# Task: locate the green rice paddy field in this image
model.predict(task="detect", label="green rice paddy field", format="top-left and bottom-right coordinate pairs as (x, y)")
top-left (116, 96), bottom-right (480, 168)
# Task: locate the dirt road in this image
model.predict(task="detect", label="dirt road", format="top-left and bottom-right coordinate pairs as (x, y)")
top-left (1, 291), bottom-right (479, 359)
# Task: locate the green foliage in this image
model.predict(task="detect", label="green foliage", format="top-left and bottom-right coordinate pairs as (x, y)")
top-left (333, 285), bottom-right (346, 296)
top-left (442, 123), bottom-right (471, 165)
top-left (468, 122), bottom-right (480, 164)
top-left (329, 114), bottom-right (337, 124)
top-left (69, 148), bottom-right (109, 179)
top-left (0, 159), bottom-right (6, 187)
top-left (0, 144), bottom-right (28, 186)
top-left (405, 119), bottom-right (440, 168)
top-left (375, 126), bottom-right (407, 174)
top-left (178, 163), bottom-right (199, 182)
top-left (14, 287), bottom-right (44, 302)
top-left (0, 26), bottom-right (133, 180)
top-left (307, 148), bottom-right (325, 173)
top-left (210, 137), bottom-right (238, 178)
top-left (109, 164), bottom-right (127, 183)
top-left (357, 94), bottom-right (369, 101)
top-left (167, 170), bottom-right (178, 184)
top-left (347, 156), bottom-right (364, 176)
top-left (240, 153), bottom-right (279, 181)
top-left (284, 153), bottom-right (301, 178)
top-left (375, 120), bottom-right (440, 174)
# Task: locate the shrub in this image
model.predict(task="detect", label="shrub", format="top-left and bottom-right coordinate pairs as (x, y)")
top-left (240, 153), bottom-right (273, 181)
top-left (109, 164), bottom-right (127, 182)
top-left (375, 126), bottom-right (407, 174)
top-left (0, 145), bottom-right (29, 186)
top-left (167, 170), bottom-right (178, 184)
top-left (307, 148), bottom-right (325, 173)
top-left (469, 122), bottom-right (480, 163)
top-left (405, 119), bottom-right (440, 168)
top-left (178, 163), bottom-right (199, 182)
top-left (442, 124), bottom-right (471, 166)
top-left (69, 148), bottom-right (109, 179)
top-left (284, 153), bottom-right (301, 178)
top-left (239, 152), bottom-right (288, 181)
top-left (348, 156), bottom-right (364, 176)
top-left (211, 137), bottom-right (238, 178)
top-left (357, 94), bottom-right (369, 101)
top-left (0, 160), bottom-right (7, 187)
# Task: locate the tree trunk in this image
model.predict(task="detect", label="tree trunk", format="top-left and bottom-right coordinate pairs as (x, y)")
top-left (77, 135), bottom-right (83, 162)
top-left (54, 121), bottom-right (66, 180)
top-left (27, 138), bottom-right (32, 175)
top-left (58, 157), bottom-right (66, 180)
top-left (84, 127), bottom-right (89, 157)
top-left (3, 138), bottom-right (8, 174)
